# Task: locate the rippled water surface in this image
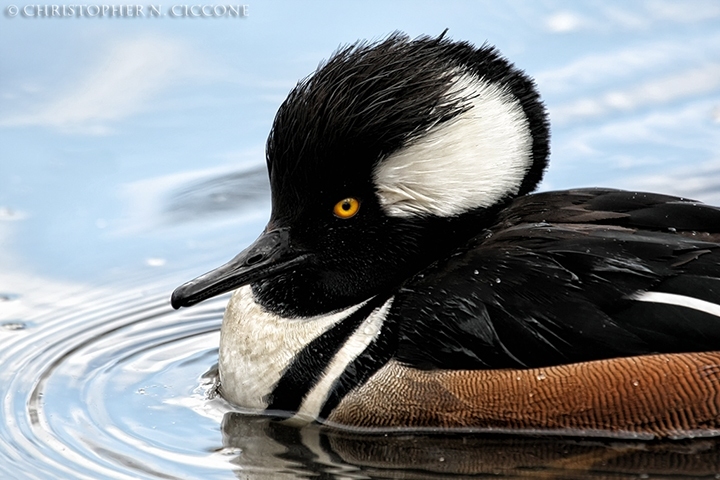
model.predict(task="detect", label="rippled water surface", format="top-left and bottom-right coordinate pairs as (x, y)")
top-left (2, 1), bottom-right (720, 478)
top-left (0, 284), bottom-right (226, 478)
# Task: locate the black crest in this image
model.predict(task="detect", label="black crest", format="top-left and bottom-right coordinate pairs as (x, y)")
top-left (266, 32), bottom-right (550, 211)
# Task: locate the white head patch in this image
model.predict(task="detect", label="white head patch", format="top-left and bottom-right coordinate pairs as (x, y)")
top-left (373, 73), bottom-right (533, 218)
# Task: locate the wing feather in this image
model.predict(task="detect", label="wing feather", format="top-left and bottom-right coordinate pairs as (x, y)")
top-left (394, 189), bottom-right (720, 370)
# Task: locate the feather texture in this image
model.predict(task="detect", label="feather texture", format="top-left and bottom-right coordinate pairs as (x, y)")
top-left (394, 188), bottom-right (720, 370)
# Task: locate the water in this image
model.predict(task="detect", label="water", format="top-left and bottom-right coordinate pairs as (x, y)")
top-left (0, 283), bottom-right (225, 478)
top-left (2, 1), bottom-right (720, 478)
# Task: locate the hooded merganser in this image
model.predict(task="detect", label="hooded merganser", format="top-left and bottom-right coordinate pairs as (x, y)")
top-left (172, 33), bottom-right (720, 439)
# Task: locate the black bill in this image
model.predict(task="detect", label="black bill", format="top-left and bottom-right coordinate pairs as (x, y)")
top-left (170, 228), bottom-right (307, 309)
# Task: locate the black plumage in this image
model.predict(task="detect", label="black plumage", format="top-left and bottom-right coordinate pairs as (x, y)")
top-left (171, 33), bottom-right (720, 434)
top-left (395, 188), bottom-right (720, 370)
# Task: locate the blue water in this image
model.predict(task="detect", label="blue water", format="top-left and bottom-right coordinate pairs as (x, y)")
top-left (1, 1), bottom-right (720, 478)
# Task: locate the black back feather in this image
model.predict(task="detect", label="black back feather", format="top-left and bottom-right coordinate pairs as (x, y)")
top-left (394, 189), bottom-right (720, 370)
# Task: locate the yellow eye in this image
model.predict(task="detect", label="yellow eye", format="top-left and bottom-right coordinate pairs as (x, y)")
top-left (333, 198), bottom-right (360, 219)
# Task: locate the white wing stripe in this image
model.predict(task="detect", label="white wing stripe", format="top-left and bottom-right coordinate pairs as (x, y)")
top-left (633, 291), bottom-right (720, 318)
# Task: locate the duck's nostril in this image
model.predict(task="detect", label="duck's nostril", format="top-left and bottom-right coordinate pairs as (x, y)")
top-left (245, 253), bottom-right (264, 266)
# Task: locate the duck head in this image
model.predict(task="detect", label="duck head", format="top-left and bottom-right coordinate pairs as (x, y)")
top-left (171, 32), bottom-right (549, 317)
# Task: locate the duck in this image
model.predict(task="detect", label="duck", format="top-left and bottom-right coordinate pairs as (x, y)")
top-left (171, 32), bottom-right (720, 439)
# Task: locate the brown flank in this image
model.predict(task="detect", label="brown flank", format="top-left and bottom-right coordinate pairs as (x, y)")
top-left (327, 352), bottom-right (720, 438)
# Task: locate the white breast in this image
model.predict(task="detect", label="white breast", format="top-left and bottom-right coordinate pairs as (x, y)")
top-left (218, 285), bottom-right (367, 409)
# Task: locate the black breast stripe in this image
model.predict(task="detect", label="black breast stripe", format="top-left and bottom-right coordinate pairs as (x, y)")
top-left (266, 295), bottom-right (389, 415)
top-left (318, 306), bottom-right (399, 420)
